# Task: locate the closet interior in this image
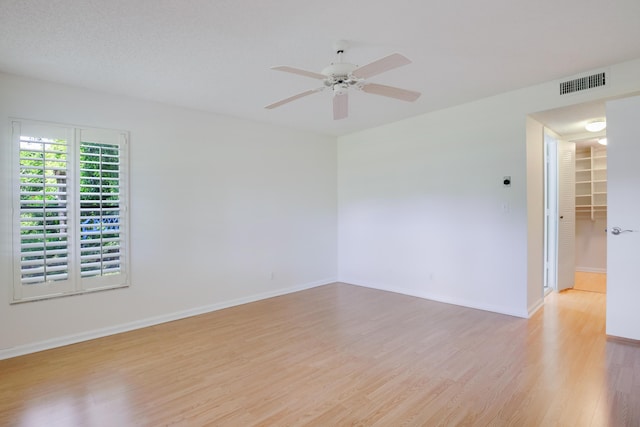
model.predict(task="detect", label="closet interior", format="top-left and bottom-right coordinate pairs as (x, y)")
top-left (574, 142), bottom-right (607, 292)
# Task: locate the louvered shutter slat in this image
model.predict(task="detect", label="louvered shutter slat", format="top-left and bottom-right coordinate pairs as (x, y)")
top-left (79, 141), bottom-right (123, 279)
top-left (18, 135), bottom-right (70, 285)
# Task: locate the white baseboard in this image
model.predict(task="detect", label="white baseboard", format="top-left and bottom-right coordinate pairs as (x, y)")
top-left (528, 298), bottom-right (544, 317)
top-left (340, 278), bottom-right (529, 319)
top-left (576, 267), bottom-right (606, 273)
top-left (0, 277), bottom-right (336, 361)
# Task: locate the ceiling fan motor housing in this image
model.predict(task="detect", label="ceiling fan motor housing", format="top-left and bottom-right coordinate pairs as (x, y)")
top-left (322, 63), bottom-right (360, 96)
top-left (322, 63), bottom-right (358, 79)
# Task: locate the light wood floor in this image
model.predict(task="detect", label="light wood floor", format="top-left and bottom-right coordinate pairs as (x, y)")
top-left (574, 271), bottom-right (607, 294)
top-left (1, 284), bottom-right (639, 426)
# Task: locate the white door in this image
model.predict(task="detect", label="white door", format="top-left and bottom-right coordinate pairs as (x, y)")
top-left (606, 95), bottom-right (640, 340)
top-left (557, 140), bottom-right (575, 291)
top-left (544, 133), bottom-right (558, 290)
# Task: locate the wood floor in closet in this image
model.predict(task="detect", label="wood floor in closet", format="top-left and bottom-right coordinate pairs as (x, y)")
top-left (574, 271), bottom-right (607, 293)
top-left (1, 283), bottom-right (638, 426)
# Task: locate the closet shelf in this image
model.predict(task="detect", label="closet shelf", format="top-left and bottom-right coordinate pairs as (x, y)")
top-left (575, 155), bottom-right (607, 160)
top-left (576, 168), bottom-right (606, 173)
top-left (575, 145), bottom-right (607, 220)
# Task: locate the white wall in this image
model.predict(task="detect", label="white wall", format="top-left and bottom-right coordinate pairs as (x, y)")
top-left (0, 73), bottom-right (337, 356)
top-left (338, 97), bottom-right (529, 316)
top-left (575, 216), bottom-right (607, 272)
top-left (526, 117), bottom-right (544, 314)
top-left (338, 58), bottom-right (640, 318)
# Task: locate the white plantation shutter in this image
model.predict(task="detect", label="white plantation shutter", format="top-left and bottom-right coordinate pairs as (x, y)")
top-left (78, 128), bottom-right (127, 289)
top-left (19, 136), bottom-right (70, 283)
top-left (14, 122), bottom-right (75, 299)
top-left (12, 120), bottom-right (129, 302)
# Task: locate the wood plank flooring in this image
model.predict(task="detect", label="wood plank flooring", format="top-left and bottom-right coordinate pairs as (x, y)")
top-left (1, 283), bottom-right (639, 426)
top-left (574, 271), bottom-right (607, 294)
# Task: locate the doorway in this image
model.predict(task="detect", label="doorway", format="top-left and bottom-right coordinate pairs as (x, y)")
top-left (533, 94), bottom-right (640, 341)
top-left (534, 101), bottom-right (608, 295)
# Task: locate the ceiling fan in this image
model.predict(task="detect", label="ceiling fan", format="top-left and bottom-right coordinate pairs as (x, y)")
top-left (265, 41), bottom-right (421, 120)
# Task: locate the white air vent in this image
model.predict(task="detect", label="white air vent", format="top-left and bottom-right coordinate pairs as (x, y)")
top-left (559, 72), bottom-right (606, 95)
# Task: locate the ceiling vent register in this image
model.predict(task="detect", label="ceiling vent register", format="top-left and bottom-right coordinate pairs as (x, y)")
top-left (559, 72), bottom-right (606, 95)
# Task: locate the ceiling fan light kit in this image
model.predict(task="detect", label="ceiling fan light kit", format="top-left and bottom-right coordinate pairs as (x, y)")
top-left (265, 41), bottom-right (421, 120)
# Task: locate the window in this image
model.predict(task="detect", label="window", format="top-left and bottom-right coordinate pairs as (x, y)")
top-left (11, 120), bottom-right (129, 302)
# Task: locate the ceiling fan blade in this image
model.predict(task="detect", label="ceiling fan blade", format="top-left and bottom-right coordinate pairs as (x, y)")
top-left (271, 66), bottom-right (326, 80)
top-left (265, 89), bottom-right (322, 109)
top-left (361, 83), bottom-right (421, 102)
top-left (333, 93), bottom-right (348, 120)
top-left (352, 53), bottom-right (411, 79)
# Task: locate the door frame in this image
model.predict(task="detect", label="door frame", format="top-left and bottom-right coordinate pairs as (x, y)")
top-left (543, 132), bottom-right (558, 292)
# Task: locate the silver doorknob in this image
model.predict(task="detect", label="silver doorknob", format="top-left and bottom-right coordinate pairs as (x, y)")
top-left (611, 226), bottom-right (637, 235)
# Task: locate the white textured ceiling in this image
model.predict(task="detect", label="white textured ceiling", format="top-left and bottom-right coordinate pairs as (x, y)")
top-left (1, 0), bottom-right (640, 136)
top-left (532, 100), bottom-right (607, 137)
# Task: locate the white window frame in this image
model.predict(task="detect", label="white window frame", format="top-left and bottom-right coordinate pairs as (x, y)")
top-left (11, 119), bottom-right (130, 303)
